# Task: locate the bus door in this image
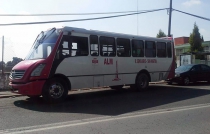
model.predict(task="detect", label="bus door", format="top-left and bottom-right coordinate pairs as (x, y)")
top-left (90, 35), bottom-right (104, 87)
top-left (99, 36), bottom-right (123, 86)
top-left (54, 33), bottom-right (93, 89)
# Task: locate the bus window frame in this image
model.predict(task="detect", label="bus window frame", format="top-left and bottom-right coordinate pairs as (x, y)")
top-left (90, 35), bottom-right (99, 56)
top-left (99, 36), bottom-right (116, 57)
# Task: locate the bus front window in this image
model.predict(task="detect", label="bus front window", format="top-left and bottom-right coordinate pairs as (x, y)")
top-left (25, 28), bottom-right (60, 60)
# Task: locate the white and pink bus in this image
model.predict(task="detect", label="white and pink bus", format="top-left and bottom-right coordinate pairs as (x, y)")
top-left (9, 27), bottom-right (175, 102)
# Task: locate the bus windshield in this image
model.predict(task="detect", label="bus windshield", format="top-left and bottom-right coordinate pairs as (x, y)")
top-left (25, 28), bottom-right (60, 60)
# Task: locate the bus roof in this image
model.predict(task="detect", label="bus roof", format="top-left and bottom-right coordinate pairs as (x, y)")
top-left (62, 26), bottom-right (172, 42)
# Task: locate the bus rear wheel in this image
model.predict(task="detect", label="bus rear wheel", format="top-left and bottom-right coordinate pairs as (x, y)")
top-left (135, 73), bottom-right (149, 91)
top-left (42, 78), bottom-right (68, 103)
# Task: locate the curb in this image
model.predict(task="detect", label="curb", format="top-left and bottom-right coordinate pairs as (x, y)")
top-left (150, 81), bottom-right (167, 84)
top-left (0, 94), bottom-right (23, 99)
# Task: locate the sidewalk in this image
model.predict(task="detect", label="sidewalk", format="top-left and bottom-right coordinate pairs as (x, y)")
top-left (0, 91), bottom-right (22, 98)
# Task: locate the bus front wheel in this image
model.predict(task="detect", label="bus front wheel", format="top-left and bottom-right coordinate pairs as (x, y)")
top-left (136, 73), bottom-right (149, 91)
top-left (42, 78), bottom-right (68, 103)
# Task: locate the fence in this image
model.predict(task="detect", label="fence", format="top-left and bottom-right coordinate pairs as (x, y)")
top-left (0, 73), bottom-right (10, 90)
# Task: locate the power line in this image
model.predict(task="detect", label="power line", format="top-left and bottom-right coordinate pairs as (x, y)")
top-left (173, 9), bottom-right (210, 21)
top-left (0, 8), bottom-right (168, 26)
top-left (0, 10), bottom-right (158, 16)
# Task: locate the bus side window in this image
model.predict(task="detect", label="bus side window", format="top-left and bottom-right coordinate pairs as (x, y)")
top-left (70, 36), bottom-right (89, 56)
top-left (167, 42), bottom-right (172, 58)
top-left (157, 42), bottom-right (166, 58)
top-left (117, 38), bottom-right (131, 57)
top-left (90, 35), bottom-right (99, 56)
top-left (132, 40), bottom-right (144, 57)
top-left (100, 36), bottom-right (116, 57)
top-left (145, 41), bottom-right (156, 57)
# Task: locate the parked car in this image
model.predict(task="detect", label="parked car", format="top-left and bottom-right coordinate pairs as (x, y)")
top-left (167, 64), bottom-right (210, 85)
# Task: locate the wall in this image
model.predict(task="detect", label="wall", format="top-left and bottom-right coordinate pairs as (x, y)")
top-left (174, 37), bottom-right (189, 46)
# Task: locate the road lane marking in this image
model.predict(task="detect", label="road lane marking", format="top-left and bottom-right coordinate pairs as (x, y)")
top-left (2, 103), bottom-right (210, 134)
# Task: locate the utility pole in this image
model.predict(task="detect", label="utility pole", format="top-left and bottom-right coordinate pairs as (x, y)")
top-left (168, 0), bottom-right (172, 37)
top-left (1, 36), bottom-right (4, 79)
top-left (137, 0), bottom-right (139, 35)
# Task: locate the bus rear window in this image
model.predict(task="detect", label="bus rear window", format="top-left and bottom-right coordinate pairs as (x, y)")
top-left (132, 40), bottom-right (144, 57)
top-left (157, 42), bottom-right (166, 57)
top-left (145, 41), bottom-right (156, 57)
top-left (167, 42), bottom-right (172, 58)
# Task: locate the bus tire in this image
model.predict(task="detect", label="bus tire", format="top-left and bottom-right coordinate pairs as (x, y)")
top-left (42, 78), bottom-right (68, 103)
top-left (135, 73), bottom-right (149, 91)
top-left (110, 85), bottom-right (123, 90)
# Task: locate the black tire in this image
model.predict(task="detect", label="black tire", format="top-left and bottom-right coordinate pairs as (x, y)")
top-left (135, 73), bottom-right (149, 91)
top-left (42, 78), bottom-right (68, 103)
top-left (183, 77), bottom-right (190, 86)
top-left (110, 85), bottom-right (123, 90)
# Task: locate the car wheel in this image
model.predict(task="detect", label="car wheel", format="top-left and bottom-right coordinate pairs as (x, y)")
top-left (110, 85), bottom-right (123, 90)
top-left (42, 78), bottom-right (68, 103)
top-left (183, 77), bottom-right (190, 86)
top-left (135, 73), bottom-right (149, 90)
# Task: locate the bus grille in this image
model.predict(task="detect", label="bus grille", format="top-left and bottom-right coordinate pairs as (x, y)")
top-left (9, 70), bottom-right (25, 80)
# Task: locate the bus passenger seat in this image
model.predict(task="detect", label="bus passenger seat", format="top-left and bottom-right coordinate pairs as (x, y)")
top-left (103, 53), bottom-right (108, 56)
top-left (109, 53), bottom-right (115, 56)
top-left (91, 52), bottom-right (98, 56)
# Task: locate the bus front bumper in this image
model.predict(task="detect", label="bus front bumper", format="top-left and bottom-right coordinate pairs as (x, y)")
top-left (9, 80), bottom-right (46, 96)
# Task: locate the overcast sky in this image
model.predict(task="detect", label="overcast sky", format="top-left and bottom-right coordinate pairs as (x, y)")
top-left (0, 0), bottom-right (209, 62)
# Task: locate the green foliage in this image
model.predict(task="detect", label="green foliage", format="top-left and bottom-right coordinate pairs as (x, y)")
top-left (6, 57), bottom-right (23, 67)
top-left (156, 29), bottom-right (166, 38)
top-left (189, 22), bottom-right (204, 59)
top-left (5, 57), bottom-right (23, 72)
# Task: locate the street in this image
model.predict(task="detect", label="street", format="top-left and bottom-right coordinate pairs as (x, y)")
top-left (0, 83), bottom-right (210, 134)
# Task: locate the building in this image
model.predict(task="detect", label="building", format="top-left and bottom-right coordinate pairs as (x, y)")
top-left (174, 37), bottom-right (210, 66)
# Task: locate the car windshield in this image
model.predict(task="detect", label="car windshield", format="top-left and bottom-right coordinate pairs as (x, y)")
top-left (25, 28), bottom-right (60, 60)
top-left (176, 64), bottom-right (193, 72)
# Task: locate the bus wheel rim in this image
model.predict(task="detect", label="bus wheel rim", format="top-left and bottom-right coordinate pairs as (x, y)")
top-left (49, 83), bottom-right (64, 99)
top-left (139, 75), bottom-right (147, 88)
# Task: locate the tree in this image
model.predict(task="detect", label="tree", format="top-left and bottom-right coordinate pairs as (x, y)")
top-left (0, 61), bottom-right (5, 70)
top-left (11, 57), bottom-right (23, 65)
top-left (156, 29), bottom-right (166, 38)
top-left (201, 36), bottom-right (204, 42)
top-left (189, 22), bottom-right (203, 59)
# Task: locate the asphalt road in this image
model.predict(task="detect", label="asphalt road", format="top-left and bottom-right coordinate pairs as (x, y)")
top-left (0, 82), bottom-right (210, 134)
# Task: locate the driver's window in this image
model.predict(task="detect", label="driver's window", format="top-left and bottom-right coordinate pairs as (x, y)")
top-left (62, 41), bottom-right (70, 55)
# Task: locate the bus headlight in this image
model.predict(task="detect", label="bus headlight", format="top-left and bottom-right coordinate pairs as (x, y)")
top-left (31, 64), bottom-right (46, 76)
